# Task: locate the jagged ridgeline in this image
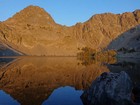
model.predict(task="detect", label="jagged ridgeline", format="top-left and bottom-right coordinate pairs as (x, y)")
top-left (0, 5), bottom-right (140, 56)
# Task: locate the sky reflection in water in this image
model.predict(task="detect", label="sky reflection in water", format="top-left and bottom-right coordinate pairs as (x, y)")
top-left (43, 86), bottom-right (83, 105)
top-left (0, 86), bottom-right (83, 105)
top-left (0, 90), bottom-right (20, 105)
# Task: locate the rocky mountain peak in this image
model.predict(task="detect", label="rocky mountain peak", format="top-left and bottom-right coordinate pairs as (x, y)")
top-left (5, 5), bottom-right (55, 25)
top-left (133, 9), bottom-right (140, 14)
top-left (133, 9), bottom-right (140, 22)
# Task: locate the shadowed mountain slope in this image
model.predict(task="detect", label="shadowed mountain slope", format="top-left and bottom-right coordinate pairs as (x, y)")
top-left (108, 25), bottom-right (140, 58)
top-left (0, 42), bottom-right (23, 56)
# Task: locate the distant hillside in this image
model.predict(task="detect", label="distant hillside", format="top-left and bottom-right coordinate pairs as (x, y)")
top-left (0, 5), bottom-right (140, 56)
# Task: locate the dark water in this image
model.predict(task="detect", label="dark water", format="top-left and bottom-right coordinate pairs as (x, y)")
top-left (0, 57), bottom-right (139, 105)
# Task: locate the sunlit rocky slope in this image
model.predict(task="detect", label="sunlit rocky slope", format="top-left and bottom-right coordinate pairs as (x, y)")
top-left (0, 5), bottom-right (140, 56)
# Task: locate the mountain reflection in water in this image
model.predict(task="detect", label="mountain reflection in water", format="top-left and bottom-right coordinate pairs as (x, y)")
top-left (0, 57), bottom-right (108, 105)
top-left (0, 57), bottom-right (139, 105)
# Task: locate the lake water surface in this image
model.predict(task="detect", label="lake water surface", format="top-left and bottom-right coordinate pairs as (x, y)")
top-left (0, 57), bottom-right (139, 105)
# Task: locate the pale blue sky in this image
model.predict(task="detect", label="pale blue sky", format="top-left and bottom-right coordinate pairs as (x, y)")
top-left (0, 0), bottom-right (140, 26)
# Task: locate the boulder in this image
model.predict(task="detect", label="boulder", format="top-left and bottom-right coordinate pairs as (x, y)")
top-left (81, 71), bottom-right (139, 105)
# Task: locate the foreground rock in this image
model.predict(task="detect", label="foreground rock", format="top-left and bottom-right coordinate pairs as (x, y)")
top-left (81, 71), bottom-right (140, 105)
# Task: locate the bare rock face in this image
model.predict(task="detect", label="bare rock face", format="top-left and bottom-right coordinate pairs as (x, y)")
top-left (81, 71), bottom-right (137, 105)
top-left (0, 6), bottom-right (140, 56)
